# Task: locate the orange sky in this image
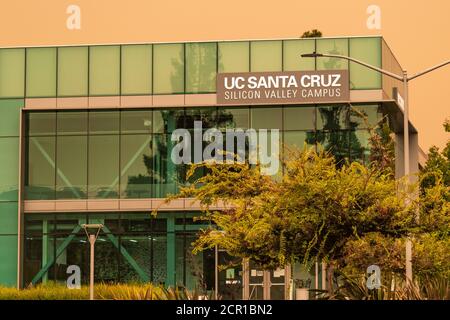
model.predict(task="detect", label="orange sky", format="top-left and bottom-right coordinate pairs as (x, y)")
top-left (0, 0), bottom-right (449, 151)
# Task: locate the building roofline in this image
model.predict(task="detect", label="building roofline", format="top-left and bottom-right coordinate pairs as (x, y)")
top-left (0, 35), bottom-right (383, 50)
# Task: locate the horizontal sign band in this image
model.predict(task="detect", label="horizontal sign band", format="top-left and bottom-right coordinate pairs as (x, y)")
top-left (217, 70), bottom-right (349, 105)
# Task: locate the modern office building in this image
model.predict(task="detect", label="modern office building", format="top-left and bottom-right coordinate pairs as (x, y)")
top-left (0, 36), bottom-right (419, 299)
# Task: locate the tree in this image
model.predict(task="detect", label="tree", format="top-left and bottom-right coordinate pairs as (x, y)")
top-left (161, 147), bottom-right (416, 272)
top-left (301, 29), bottom-right (323, 38)
top-left (420, 120), bottom-right (450, 191)
top-left (343, 120), bottom-right (450, 280)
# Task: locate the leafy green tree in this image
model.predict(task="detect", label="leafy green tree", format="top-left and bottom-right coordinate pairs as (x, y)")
top-left (420, 120), bottom-right (450, 190)
top-left (162, 148), bottom-right (416, 272)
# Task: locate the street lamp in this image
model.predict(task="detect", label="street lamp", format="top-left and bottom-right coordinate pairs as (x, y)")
top-left (301, 52), bottom-right (450, 286)
top-left (81, 223), bottom-right (103, 300)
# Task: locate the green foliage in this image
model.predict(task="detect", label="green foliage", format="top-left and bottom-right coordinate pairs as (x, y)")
top-left (420, 120), bottom-right (450, 190)
top-left (314, 273), bottom-right (449, 300)
top-left (164, 147), bottom-right (416, 271)
top-left (0, 282), bottom-right (213, 300)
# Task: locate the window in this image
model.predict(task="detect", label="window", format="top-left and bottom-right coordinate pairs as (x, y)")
top-left (317, 105), bottom-right (349, 130)
top-left (88, 135), bottom-right (119, 198)
top-left (185, 108), bottom-right (217, 130)
top-left (57, 111), bottom-right (88, 135)
top-left (120, 135), bottom-right (152, 198)
top-left (26, 112), bottom-right (56, 136)
top-left (186, 43), bottom-right (217, 93)
top-left (349, 37), bottom-right (382, 89)
top-left (89, 46), bottom-right (120, 96)
top-left (25, 136), bottom-right (56, 200)
top-left (26, 48), bottom-right (57, 97)
top-left (218, 42), bottom-right (249, 73)
top-left (153, 109), bottom-right (185, 133)
top-left (250, 41), bottom-right (282, 72)
top-left (251, 107), bottom-right (282, 129)
top-left (316, 38), bottom-right (349, 70)
top-left (0, 99), bottom-right (22, 137)
top-left (153, 44), bottom-right (184, 94)
top-left (0, 49), bottom-right (25, 98)
top-left (56, 136), bottom-right (87, 199)
top-left (283, 39), bottom-right (315, 71)
top-left (89, 111), bottom-right (120, 135)
top-left (351, 130), bottom-right (371, 164)
top-left (349, 104), bottom-right (383, 129)
top-left (283, 106), bottom-right (315, 131)
top-left (121, 110), bottom-right (152, 134)
top-left (58, 47), bottom-right (88, 96)
top-left (121, 45), bottom-right (152, 95)
top-left (0, 138), bottom-right (19, 201)
top-left (216, 108), bottom-right (249, 130)
top-left (284, 131), bottom-right (313, 150)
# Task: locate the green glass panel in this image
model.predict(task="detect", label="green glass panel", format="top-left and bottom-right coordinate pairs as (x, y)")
top-left (57, 111), bottom-right (88, 135)
top-left (186, 43), bottom-right (217, 93)
top-left (152, 134), bottom-right (183, 197)
top-left (0, 138), bottom-right (19, 201)
top-left (57, 47), bottom-right (88, 97)
top-left (283, 106), bottom-right (315, 130)
top-left (250, 41), bottom-right (282, 72)
top-left (121, 45), bottom-right (152, 95)
top-left (284, 131), bottom-right (314, 150)
top-left (0, 202), bottom-right (18, 233)
top-left (121, 110), bottom-right (152, 134)
top-left (88, 135), bottom-right (119, 198)
top-left (56, 135), bottom-right (87, 199)
top-left (349, 37), bottom-right (382, 89)
top-left (283, 39), bottom-right (315, 71)
top-left (26, 48), bottom-right (57, 97)
top-left (185, 107), bottom-right (216, 130)
top-left (153, 44), bottom-right (184, 94)
top-left (218, 42), bottom-right (249, 73)
top-left (153, 109), bottom-right (185, 133)
top-left (316, 130), bottom-right (350, 164)
top-left (89, 46), bottom-right (120, 95)
top-left (120, 134), bottom-right (152, 199)
top-left (216, 107), bottom-right (249, 130)
top-left (0, 235), bottom-right (17, 286)
top-left (316, 38), bottom-right (349, 70)
top-left (89, 111), bottom-right (119, 134)
top-left (350, 130), bottom-right (371, 164)
top-left (251, 107), bottom-right (282, 129)
top-left (25, 136), bottom-right (56, 200)
top-left (0, 99), bottom-right (23, 137)
top-left (26, 112), bottom-right (56, 136)
top-left (317, 105), bottom-right (349, 130)
top-left (0, 49), bottom-right (25, 98)
top-left (349, 104), bottom-right (383, 129)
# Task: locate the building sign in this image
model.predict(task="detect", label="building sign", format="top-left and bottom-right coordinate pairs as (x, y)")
top-left (217, 70), bottom-right (349, 105)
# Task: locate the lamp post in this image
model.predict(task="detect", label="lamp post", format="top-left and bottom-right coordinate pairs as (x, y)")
top-left (301, 52), bottom-right (450, 286)
top-left (81, 223), bottom-right (103, 300)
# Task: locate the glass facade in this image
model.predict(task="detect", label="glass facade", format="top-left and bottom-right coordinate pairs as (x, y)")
top-left (0, 37), bottom-right (386, 99)
top-left (0, 37), bottom-right (402, 289)
top-left (0, 98), bottom-right (23, 286)
top-left (23, 212), bottom-right (213, 289)
top-left (23, 104), bottom-right (381, 200)
top-left (58, 47), bottom-right (88, 97)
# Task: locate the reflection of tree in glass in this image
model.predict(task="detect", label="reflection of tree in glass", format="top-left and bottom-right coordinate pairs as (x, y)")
top-left (322, 43), bottom-right (345, 70)
top-left (315, 105), bottom-right (365, 165)
top-left (186, 43), bottom-right (217, 93)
